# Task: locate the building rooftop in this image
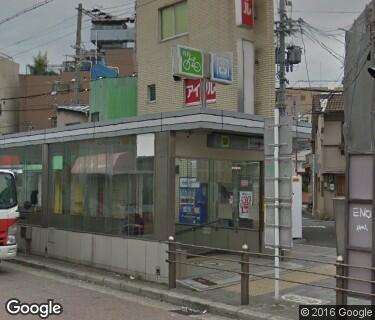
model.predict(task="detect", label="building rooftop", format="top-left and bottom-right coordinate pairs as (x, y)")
top-left (92, 17), bottom-right (135, 26)
top-left (0, 108), bottom-right (311, 147)
top-left (57, 105), bottom-right (90, 114)
top-left (312, 93), bottom-right (344, 113)
top-left (325, 94), bottom-right (344, 112)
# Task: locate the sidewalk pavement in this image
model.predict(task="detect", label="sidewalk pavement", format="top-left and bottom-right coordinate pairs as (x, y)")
top-left (8, 244), bottom-right (340, 320)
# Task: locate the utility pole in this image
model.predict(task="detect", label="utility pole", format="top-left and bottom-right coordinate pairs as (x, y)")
top-left (276, 0), bottom-right (287, 113)
top-left (272, 0), bottom-right (288, 303)
top-left (272, 0), bottom-right (303, 302)
top-left (73, 3), bottom-right (83, 105)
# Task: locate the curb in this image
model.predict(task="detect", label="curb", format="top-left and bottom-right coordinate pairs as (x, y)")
top-left (9, 257), bottom-right (289, 320)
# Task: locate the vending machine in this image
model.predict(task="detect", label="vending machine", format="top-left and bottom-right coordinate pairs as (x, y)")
top-left (179, 177), bottom-right (208, 225)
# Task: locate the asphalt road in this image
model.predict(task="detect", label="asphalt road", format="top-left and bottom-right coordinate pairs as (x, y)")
top-left (0, 262), bottom-right (227, 320)
top-left (301, 212), bottom-right (336, 248)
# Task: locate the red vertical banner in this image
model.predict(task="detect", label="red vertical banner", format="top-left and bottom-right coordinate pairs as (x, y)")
top-left (242, 0), bottom-right (254, 27)
top-left (236, 0), bottom-right (254, 28)
top-left (184, 79), bottom-right (216, 106)
top-left (205, 81), bottom-right (216, 103)
top-left (185, 79), bottom-right (201, 106)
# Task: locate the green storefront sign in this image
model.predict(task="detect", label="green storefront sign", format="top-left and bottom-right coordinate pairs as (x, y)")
top-left (178, 45), bottom-right (204, 78)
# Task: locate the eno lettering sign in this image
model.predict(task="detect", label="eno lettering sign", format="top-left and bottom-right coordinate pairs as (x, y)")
top-left (345, 155), bottom-right (374, 297)
top-left (184, 79), bottom-right (216, 106)
top-left (349, 204), bottom-right (372, 249)
top-left (235, 0), bottom-right (254, 28)
top-left (175, 45), bottom-right (204, 78)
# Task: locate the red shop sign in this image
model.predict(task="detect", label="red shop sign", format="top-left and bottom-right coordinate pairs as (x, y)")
top-left (236, 0), bottom-right (254, 28)
top-left (184, 79), bottom-right (216, 106)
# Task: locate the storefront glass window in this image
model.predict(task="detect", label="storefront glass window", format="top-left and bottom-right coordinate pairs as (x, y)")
top-left (48, 134), bottom-right (155, 238)
top-left (175, 158), bottom-right (260, 230)
top-left (0, 146), bottom-right (43, 225)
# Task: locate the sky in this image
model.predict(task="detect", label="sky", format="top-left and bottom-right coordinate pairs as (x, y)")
top-left (0, 0), bottom-right (135, 72)
top-left (277, 0), bottom-right (370, 88)
top-left (0, 0), bottom-right (371, 88)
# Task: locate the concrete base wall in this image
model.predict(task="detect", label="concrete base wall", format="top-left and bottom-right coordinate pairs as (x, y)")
top-left (176, 227), bottom-right (260, 252)
top-left (16, 225), bottom-right (168, 284)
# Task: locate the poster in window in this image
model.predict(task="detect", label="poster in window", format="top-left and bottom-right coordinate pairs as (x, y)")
top-left (239, 191), bottom-right (253, 219)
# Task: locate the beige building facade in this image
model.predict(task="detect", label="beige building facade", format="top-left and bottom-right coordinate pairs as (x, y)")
top-left (136, 0), bottom-right (275, 116)
top-left (0, 57), bottom-right (20, 135)
top-left (285, 88), bottom-right (316, 123)
top-left (284, 88), bottom-right (342, 124)
top-left (312, 93), bottom-right (345, 219)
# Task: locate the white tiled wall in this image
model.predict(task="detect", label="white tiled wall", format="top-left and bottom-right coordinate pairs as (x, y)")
top-left (17, 226), bottom-right (168, 284)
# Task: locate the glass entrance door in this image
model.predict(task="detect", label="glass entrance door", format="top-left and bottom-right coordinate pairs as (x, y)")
top-left (175, 158), bottom-right (262, 247)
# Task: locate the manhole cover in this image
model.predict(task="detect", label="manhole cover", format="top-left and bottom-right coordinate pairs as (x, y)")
top-left (192, 277), bottom-right (217, 286)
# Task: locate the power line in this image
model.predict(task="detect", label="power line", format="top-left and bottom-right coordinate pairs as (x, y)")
top-left (285, 88), bottom-right (342, 93)
top-left (11, 22), bottom-right (91, 58)
top-left (0, 88), bottom-right (90, 102)
top-left (1, 92), bottom-right (58, 101)
top-left (302, 29), bottom-right (344, 64)
top-left (0, 4), bottom-right (135, 55)
top-left (0, 15), bottom-right (76, 52)
top-left (299, 22), bottom-right (312, 90)
top-left (0, 105), bottom-right (77, 112)
top-left (300, 21), bottom-right (345, 54)
top-left (0, 0), bottom-right (55, 26)
top-left (0, 78), bottom-right (91, 91)
top-left (111, 8), bottom-right (136, 18)
top-left (101, 1), bottom-right (135, 11)
top-left (1, 5), bottom-right (135, 59)
top-left (298, 20), bottom-right (314, 116)
top-left (301, 20), bottom-right (345, 45)
top-left (290, 80), bottom-right (344, 83)
top-left (293, 10), bottom-right (361, 14)
top-left (0, 51), bottom-right (13, 60)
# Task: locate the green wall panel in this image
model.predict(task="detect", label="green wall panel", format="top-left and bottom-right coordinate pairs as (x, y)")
top-left (90, 77), bottom-right (137, 121)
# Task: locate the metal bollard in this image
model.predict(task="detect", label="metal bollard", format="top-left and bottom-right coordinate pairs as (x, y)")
top-left (240, 244), bottom-right (250, 305)
top-left (336, 255), bottom-right (347, 305)
top-left (168, 236), bottom-right (177, 289)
